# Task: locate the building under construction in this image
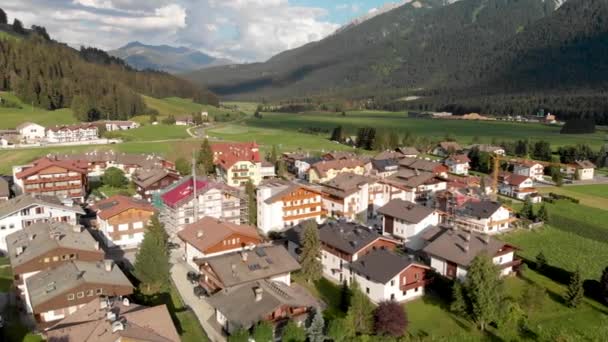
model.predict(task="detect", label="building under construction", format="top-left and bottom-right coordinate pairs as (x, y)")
top-left (157, 176), bottom-right (248, 240)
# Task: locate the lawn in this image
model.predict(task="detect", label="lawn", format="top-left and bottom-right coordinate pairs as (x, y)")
top-left (539, 184), bottom-right (608, 210)
top-left (168, 286), bottom-right (209, 342)
top-left (136, 96), bottom-right (242, 124)
top-left (0, 257), bottom-right (11, 292)
top-left (94, 184), bottom-right (136, 198)
top-left (0, 92), bottom-right (77, 129)
top-left (243, 111), bottom-right (606, 148)
top-left (106, 124), bottom-right (190, 141)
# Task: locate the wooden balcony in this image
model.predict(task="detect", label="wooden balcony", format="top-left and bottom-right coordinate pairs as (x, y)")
top-left (499, 259), bottom-right (522, 269)
top-left (24, 175), bottom-right (82, 185)
top-left (401, 280), bottom-right (428, 292)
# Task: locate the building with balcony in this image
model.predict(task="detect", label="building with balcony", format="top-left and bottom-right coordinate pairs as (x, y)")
top-left (212, 142), bottom-right (268, 187)
top-left (46, 124), bottom-right (99, 143)
top-left (453, 200), bottom-right (513, 235)
top-left (308, 158), bottom-right (367, 183)
top-left (378, 199), bottom-right (441, 250)
top-left (13, 158), bottom-right (88, 202)
top-left (133, 168), bottom-right (181, 202)
top-left (445, 154), bottom-right (471, 175)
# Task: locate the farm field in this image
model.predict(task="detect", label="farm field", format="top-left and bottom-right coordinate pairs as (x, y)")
top-left (107, 124), bottom-right (190, 141)
top-left (135, 96), bottom-right (244, 124)
top-left (538, 185), bottom-right (608, 210)
top-left (243, 111), bottom-right (606, 148)
top-left (0, 92), bottom-right (77, 129)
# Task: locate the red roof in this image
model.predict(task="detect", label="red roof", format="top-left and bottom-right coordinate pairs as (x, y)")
top-left (161, 177), bottom-right (211, 207)
top-left (500, 172), bottom-right (530, 186)
top-left (93, 195), bottom-right (156, 220)
top-left (447, 154), bottom-right (471, 164)
top-left (15, 157), bottom-right (87, 179)
top-left (211, 142), bottom-right (260, 169)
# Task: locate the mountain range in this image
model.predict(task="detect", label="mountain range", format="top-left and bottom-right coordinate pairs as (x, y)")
top-left (182, 0), bottom-right (608, 124)
top-left (109, 42), bottom-right (232, 74)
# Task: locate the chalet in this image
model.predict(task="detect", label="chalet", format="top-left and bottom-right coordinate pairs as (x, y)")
top-left (318, 173), bottom-right (378, 221)
top-left (46, 124), bottom-right (99, 143)
top-left (432, 142), bottom-right (463, 157)
top-left (453, 200), bottom-right (513, 235)
top-left (466, 144), bottom-right (505, 156)
top-left (423, 229), bottom-right (520, 280)
top-left (13, 158), bottom-right (88, 202)
top-left (6, 222), bottom-right (104, 309)
top-left (159, 177), bottom-right (245, 238)
top-left (371, 159), bottom-right (399, 178)
top-left (373, 150), bottom-right (405, 161)
top-left (349, 249), bottom-right (431, 303)
top-left (399, 157), bottom-right (448, 177)
top-left (308, 158), bottom-right (366, 183)
top-left (178, 217), bottom-right (262, 270)
top-left (256, 179), bottom-right (324, 234)
top-left (513, 160), bottom-right (544, 181)
top-left (16, 122), bottom-right (46, 142)
top-left (45, 296), bottom-right (180, 342)
top-left (132, 168), bottom-right (181, 202)
top-left (0, 194), bottom-right (84, 252)
top-left (396, 147), bottom-right (420, 158)
top-left (102, 120), bottom-right (140, 131)
top-left (498, 172), bottom-right (540, 201)
top-left (382, 169), bottom-right (447, 206)
top-left (175, 116), bottom-right (194, 126)
top-left (26, 260), bottom-right (133, 324)
top-left (445, 154), bottom-right (471, 175)
top-left (93, 195), bottom-right (157, 249)
top-left (285, 221), bottom-right (400, 284)
top-left (378, 199), bottom-right (440, 250)
top-left (561, 160), bottom-right (596, 181)
top-left (212, 142), bottom-right (267, 186)
top-left (322, 151), bottom-right (358, 161)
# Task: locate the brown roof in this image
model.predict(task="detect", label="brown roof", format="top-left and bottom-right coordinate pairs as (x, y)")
top-left (378, 199), bottom-right (436, 224)
top-left (383, 170), bottom-right (438, 190)
top-left (47, 123), bottom-right (98, 132)
top-left (132, 169), bottom-right (180, 188)
top-left (178, 216), bottom-right (261, 254)
top-left (350, 249), bottom-right (430, 284)
top-left (15, 158), bottom-right (87, 179)
top-left (423, 229), bottom-right (516, 267)
top-left (46, 297), bottom-right (180, 342)
top-left (438, 142), bottom-right (462, 152)
top-left (574, 160), bottom-right (596, 169)
top-left (396, 147), bottom-right (420, 156)
top-left (399, 157), bottom-right (448, 174)
top-left (320, 173), bottom-right (376, 198)
top-left (499, 172), bottom-right (530, 186)
top-left (93, 195), bottom-right (156, 220)
top-left (311, 159), bottom-right (365, 177)
top-left (373, 150), bottom-right (405, 161)
top-left (323, 151), bottom-right (357, 160)
top-left (261, 179), bottom-right (320, 204)
top-left (446, 154), bottom-right (471, 164)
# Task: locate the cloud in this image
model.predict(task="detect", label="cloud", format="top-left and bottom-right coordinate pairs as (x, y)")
top-left (1, 0), bottom-right (340, 62)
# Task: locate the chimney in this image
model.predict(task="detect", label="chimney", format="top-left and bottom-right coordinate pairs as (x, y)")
top-left (104, 260), bottom-right (113, 272)
top-left (197, 230), bottom-right (204, 238)
top-left (111, 320), bottom-right (125, 333)
top-left (254, 286), bottom-right (263, 302)
top-left (241, 252), bottom-right (248, 262)
top-left (122, 297), bottom-right (130, 306)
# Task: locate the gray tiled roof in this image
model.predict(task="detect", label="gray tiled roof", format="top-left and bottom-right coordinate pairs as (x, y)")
top-left (378, 199), bottom-right (435, 223)
top-left (0, 178), bottom-right (9, 198)
top-left (350, 249), bottom-right (426, 284)
top-left (320, 173), bottom-right (375, 198)
top-left (319, 221), bottom-right (384, 255)
top-left (0, 194), bottom-right (84, 219)
top-left (463, 201), bottom-right (503, 219)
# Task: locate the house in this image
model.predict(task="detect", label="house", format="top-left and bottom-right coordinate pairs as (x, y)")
top-left (308, 159), bottom-right (366, 183)
top-left (257, 179), bottom-right (324, 234)
top-left (260, 161), bottom-right (277, 179)
top-left (322, 151), bottom-right (358, 161)
top-left (16, 122), bottom-right (46, 142)
top-left (396, 147), bottom-right (420, 158)
top-left (212, 142), bottom-right (266, 186)
top-left (45, 296), bottom-right (180, 342)
top-left (349, 249), bottom-right (431, 303)
top-left (319, 173), bottom-right (376, 221)
top-left (0, 177), bottom-right (10, 201)
top-left (466, 144), bottom-right (505, 156)
top-left (513, 160), bottom-right (545, 181)
top-left (175, 115), bottom-right (194, 126)
top-left (159, 177), bottom-right (245, 238)
top-left (102, 120), bottom-right (140, 131)
top-left (132, 168), bottom-right (181, 202)
top-left (453, 200), bottom-right (513, 234)
top-left (432, 142), bottom-right (463, 157)
top-left (0, 194), bottom-right (85, 252)
top-left (399, 157), bottom-right (449, 178)
top-left (93, 195), bottom-right (157, 249)
top-left (378, 199), bottom-right (440, 250)
top-left (382, 169), bottom-right (448, 206)
top-left (423, 229), bottom-right (520, 280)
top-left (195, 244), bottom-right (301, 293)
top-left (371, 159), bottom-right (399, 179)
top-left (498, 172), bottom-right (540, 201)
top-left (46, 124), bottom-right (99, 143)
top-left (178, 216), bottom-right (262, 270)
top-left (13, 158), bottom-right (88, 202)
top-left (561, 160), bottom-right (596, 181)
top-left (208, 279), bottom-right (315, 335)
top-left (285, 221), bottom-right (400, 284)
top-left (292, 156), bottom-right (323, 179)
top-left (373, 150), bottom-right (405, 161)
top-left (25, 260), bottom-right (133, 324)
top-left (6, 222), bottom-right (104, 311)
top-left (445, 155), bottom-right (471, 175)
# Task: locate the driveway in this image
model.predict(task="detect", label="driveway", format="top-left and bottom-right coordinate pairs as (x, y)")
top-left (170, 258), bottom-right (227, 342)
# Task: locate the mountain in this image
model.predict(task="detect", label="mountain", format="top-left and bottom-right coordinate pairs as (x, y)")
top-left (110, 42), bottom-right (232, 74)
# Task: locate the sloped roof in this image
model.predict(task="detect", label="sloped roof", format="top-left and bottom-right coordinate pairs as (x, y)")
top-left (446, 154), bottom-right (471, 164)
top-left (0, 194), bottom-right (84, 219)
top-left (438, 142), bottom-right (462, 152)
top-left (371, 159), bottom-right (399, 172)
top-left (132, 169), bottom-right (180, 188)
top-left (399, 157), bottom-right (447, 174)
top-left (0, 178), bottom-right (9, 198)
top-left (378, 199), bottom-right (435, 224)
top-left (396, 147), bottom-right (420, 156)
top-left (15, 158), bottom-right (87, 179)
top-left (178, 216), bottom-right (261, 254)
top-left (310, 159), bottom-right (365, 177)
top-left (320, 173), bottom-right (376, 198)
top-left (574, 160), bottom-right (596, 169)
top-left (47, 123), bottom-right (98, 132)
top-left (161, 177), bottom-right (236, 208)
top-left (260, 179), bottom-right (320, 204)
top-left (373, 150), bottom-right (405, 161)
top-left (318, 221), bottom-right (394, 255)
top-left (16, 122), bottom-right (44, 130)
top-left (350, 249), bottom-right (430, 284)
top-left (499, 172), bottom-right (530, 186)
top-left (93, 195), bottom-right (156, 220)
top-left (463, 200), bottom-right (503, 219)
top-left (212, 142), bottom-right (261, 169)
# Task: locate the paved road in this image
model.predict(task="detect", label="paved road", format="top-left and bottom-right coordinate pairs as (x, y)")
top-left (170, 257), bottom-right (227, 342)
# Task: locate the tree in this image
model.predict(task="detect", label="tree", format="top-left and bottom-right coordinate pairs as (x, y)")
top-left (520, 197), bottom-right (535, 220)
top-left (373, 301), bottom-right (408, 337)
top-left (197, 138), bottom-right (215, 175)
top-left (536, 203), bottom-right (549, 222)
top-left (327, 318), bottom-right (353, 342)
top-left (463, 254), bottom-right (504, 331)
top-left (601, 266), bottom-right (608, 304)
top-left (228, 328), bottom-right (249, 342)
top-left (520, 283), bottom-right (546, 313)
top-left (162, 114), bottom-right (176, 125)
top-left (300, 220), bottom-right (322, 283)
top-left (175, 157), bottom-right (191, 175)
top-left (101, 167), bottom-right (128, 188)
top-left (372, 130), bottom-right (389, 151)
top-left (192, 112), bottom-right (203, 125)
top-left (12, 19), bottom-right (25, 34)
top-left (282, 320), bottom-right (306, 342)
top-left (532, 140), bottom-right (552, 161)
top-left (0, 8), bottom-right (7, 25)
top-left (388, 131), bottom-right (400, 149)
top-left (269, 145), bottom-right (279, 164)
top-left (345, 280), bottom-right (374, 335)
top-left (133, 215), bottom-right (170, 294)
top-left (564, 268), bottom-right (584, 308)
top-left (535, 251), bottom-right (547, 271)
top-left (276, 160), bottom-right (287, 178)
top-left (245, 180), bottom-right (257, 225)
top-left (450, 281), bottom-right (467, 316)
top-left (330, 126), bottom-right (344, 142)
top-left (339, 280), bottom-right (350, 312)
top-left (551, 169), bottom-right (564, 187)
top-left (253, 321), bottom-right (274, 342)
top-left (307, 309), bottom-right (325, 342)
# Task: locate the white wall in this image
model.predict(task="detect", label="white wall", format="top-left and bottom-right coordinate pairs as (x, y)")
top-left (352, 271), bottom-right (424, 304)
top-left (321, 249), bottom-right (347, 283)
top-left (270, 272), bottom-right (291, 286)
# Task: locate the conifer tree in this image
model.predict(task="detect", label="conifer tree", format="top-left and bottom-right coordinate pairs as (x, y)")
top-left (339, 280), bottom-right (350, 312)
top-left (463, 254), bottom-right (504, 331)
top-left (388, 131), bottom-right (400, 149)
top-left (536, 251), bottom-right (547, 271)
top-left (245, 180), bottom-right (257, 225)
top-left (253, 321), bottom-right (273, 342)
top-left (520, 197), bottom-right (534, 220)
top-left (536, 203), bottom-right (549, 222)
top-left (269, 145), bottom-right (279, 164)
top-left (307, 309), bottom-right (325, 342)
top-left (0, 8), bottom-right (7, 25)
top-left (133, 215), bottom-right (170, 294)
top-left (450, 281), bottom-right (467, 316)
top-left (300, 220), bottom-right (322, 283)
top-left (330, 126), bottom-right (344, 142)
top-left (345, 280), bottom-right (374, 335)
top-left (197, 138), bottom-right (215, 175)
top-left (12, 19), bottom-right (25, 34)
top-left (564, 268), bottom-right (584, 308)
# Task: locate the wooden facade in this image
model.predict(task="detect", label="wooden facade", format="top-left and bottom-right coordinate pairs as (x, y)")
top-left (104, 207), bottom-right (155, 242)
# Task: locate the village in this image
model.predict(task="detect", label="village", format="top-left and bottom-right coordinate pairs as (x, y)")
top-left (0, 131), bottom-right (602, 341)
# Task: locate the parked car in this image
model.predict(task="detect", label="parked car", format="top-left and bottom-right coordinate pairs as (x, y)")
top-left (193, 285), bottom-right (208, 298)
top-left (187, 271), bottom-right (200, 285)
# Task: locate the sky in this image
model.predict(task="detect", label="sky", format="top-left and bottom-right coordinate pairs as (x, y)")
top-left (1, 0), bottom-right (400, 62)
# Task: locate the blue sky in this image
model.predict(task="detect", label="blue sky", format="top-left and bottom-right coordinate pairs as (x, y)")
top-left (1, 0), bottom-right (403, 61)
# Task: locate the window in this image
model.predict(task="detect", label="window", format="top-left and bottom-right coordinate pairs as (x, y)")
top-left (86, 290), bottom-right (94, 296)
top-left (67, 294), bottom-right (75, 300)
top-left (76, 292), bottom-right (84, 299)
top-left (69, 254), bottom-right (76, 260)
top-left (0, 226), bottom-right (5, 230)
top-left (402, 276), bottom-right (407, 284)
top-left (61, 255), bottom-right (68, 260)
top-left (52, 256), bottom-right (59, 262)
top-left (96, 288), bottom-right (103, 295)
top-left (415, 287), bottom-right (419, 292)
top-left (390, 294), bottom-right (395, 300)
top-left (35, 207), bottom-right (43, 214)
top-left (44, 257), bottom-right (50, 263)
top-left (390, 280), bottom-right (395, 286)
top-left (366, 287), bottom-right (370, 294)
top-left (414, 273), bottom-right (419, 280)
top-left (9, 224), bottom-right (14, 229)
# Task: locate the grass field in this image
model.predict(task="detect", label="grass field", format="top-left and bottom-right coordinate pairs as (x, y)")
top-left (0, 92), bottom-right (77, 129)
top-left (243, 111), bottom-right (606, 148)
top-left (136, 96), bottom-right (243, 124)
top-left (538, 185), bottom-right (608, 210)
top-left (107, 124), bottom-right (190, 141)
